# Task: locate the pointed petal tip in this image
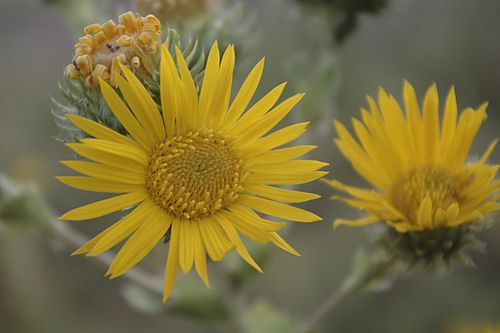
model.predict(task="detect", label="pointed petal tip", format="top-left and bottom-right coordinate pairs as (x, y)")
top-left (200, 277), bottom-right (210, 288)
top-left (71, 249), bottom-right (86, 256)
top-left (332, 220), bottom-right (341, 231)
top-left (86, 250), bottom-right (101, 257)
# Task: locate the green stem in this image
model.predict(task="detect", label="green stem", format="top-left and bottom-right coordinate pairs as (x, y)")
top-left (53, 222), bottom-right (165, 295)
top-left (302, 255), bottom-right (397, 333)
top-left (32, 189), bottom-right (166, 296)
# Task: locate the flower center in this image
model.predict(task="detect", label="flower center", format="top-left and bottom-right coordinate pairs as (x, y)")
top-left (391, 166), bottom-right (464, 224)
top-left (145, 129), bottom-right (245, 220)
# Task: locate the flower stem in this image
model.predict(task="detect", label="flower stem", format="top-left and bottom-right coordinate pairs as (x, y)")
top-left (30, 189), bottom-right (165, 296)
top-left (302, 254), bottom-right (397, 333)
top-left (53, 222), bottom-right (165, 295)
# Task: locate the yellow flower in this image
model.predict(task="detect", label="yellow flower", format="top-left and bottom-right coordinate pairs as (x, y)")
top-left (327, 81), bottom-right (499, 233)
top-left (449, 323), bottom-right (500, 333)
top-left (58, 42), bottom-right (327, 301)
top-left (136, 0), bottom-right (213, 21)
top-left (65, 12), bottom-right (161, 88)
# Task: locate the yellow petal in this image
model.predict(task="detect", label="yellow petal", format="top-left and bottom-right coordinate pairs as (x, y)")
top-left (72, 228), bottom-right (112, 256)
top-left (246, 170), bottom-right (328, 186)
top-left (236, 93), bottom-right (305, 144)
top-left (66, 114), bottom-right (137, 147)
top-left (422, 83), bottom-right (440, 163)
top-left (199, 42), bottom-right (220, 121)
top-left (225, 57), bottom-right (265, 124)
top-left (99, 78), bottom-right (153, 149)
top-left (477, 139), bottom-right (498, 165)
top-left (56, 176), bottom-right (142, 193)
top-left (246, 184), bottom-right (320, 203)
top-left (60, 160), bottom-right (144, 184)
top-left (251, 145), bottom-right (316, 164)
top-left (174, 46), bottom-right (199, 130)
top-left (245, 122), bottom-right (309, 157)
top-left (333, 215), bottom-right (378, 230)
top-left (402, 80), bottom-right (423, 161)
top-left (163, 219), bottom-right (180, 302)
top-left (211, 44), bottom-right (235, 125)
top-left (270, 232), bottom-right (300, 256)
top-left (230, 204), bottom-right (285, 230)
top-left (160, 45), bottom-right (179, 136)
top-left (192, 222), bottom-right (210, 287)
top-left (88, 201), bottom-right (154, 256)
top-left (249, 160), bottom-right (328, 174)
top-left (118, 65), bottom-right (165, 141)
top-left (65, 143), bottom-right (146, 173)
top-left (59, 191), bottom-right (145, 221)
top-left (199, 217), bottom-right (233, 261)
top-left (78, 138), bottom-right (149, 165)
top-left (434, 208), bottom-right (447, 228)
top-left (216, 213), bottom-right (262, 272)
top-left (108, 207), bottom-right (171, 278)
top-left (226, 206), bottom-right (274, 243)
top-left (446, 202), bottom-right (460, 223)
top-left (416, 196), bottom-right (433, 229)
top-left (231, 82), bottom-right (287, 133)
top-left (179, 220), bottom-right (195, 273)
top-left (439, 86), bottom-right (457, 159)
top-left (239, 194), bottom-right (322, 222)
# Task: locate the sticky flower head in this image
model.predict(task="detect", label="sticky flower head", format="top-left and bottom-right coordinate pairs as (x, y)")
top-left (58, 42), bottom-right (327, 301)
top-left (327, 81), bottom-right (499, 232)
top-left (327, 81), bottom-right (499, 266)
top-left (65, 11), bottom-right (161, 88)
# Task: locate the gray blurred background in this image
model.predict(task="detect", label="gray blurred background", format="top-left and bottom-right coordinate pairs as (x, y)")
top-left (0, 0), bottom-right (499, 332)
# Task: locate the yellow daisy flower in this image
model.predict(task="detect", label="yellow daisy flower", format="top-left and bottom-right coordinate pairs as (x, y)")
top-left (327, 81), bottom-right (499, 233)
top-left (65, 12), bottom-right (161, 88)
top-left (58, 42), bottom-right (327, 301)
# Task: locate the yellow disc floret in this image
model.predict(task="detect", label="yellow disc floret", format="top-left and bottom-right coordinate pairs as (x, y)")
top-left (145, 129), bottom-right (245, 220)
top-left (65, 12), bottom-right (161, 88)
top-left (391, 166), bottom-right (465, 226)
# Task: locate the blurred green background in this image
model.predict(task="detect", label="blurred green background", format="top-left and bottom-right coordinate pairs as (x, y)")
top-left (0, 0), bottom-right (499, 332)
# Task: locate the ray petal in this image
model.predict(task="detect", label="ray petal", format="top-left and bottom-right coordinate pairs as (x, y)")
top-left (225, 57), bottom-right (265, 125)
top-left (163, 219), bottom-right (180, 302)
top-left (59, 191), bottom-right (145, 221)
top-left (99, 79), bottom-right (153, 149)
top-left (239, 194), bottom-right (321, 222)
top-left (66, 114), bottom-right (138, 147)
top-left (245, 184), bottom-right (320, 203)
top-left (56, 176), bottom-right (142, 193)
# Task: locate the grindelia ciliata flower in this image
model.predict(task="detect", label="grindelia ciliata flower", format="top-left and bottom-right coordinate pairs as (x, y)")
top-left (58, 42), bottom-right (327, 301)
top-left (327, 81), bottom-right (499, 233)
top-left (65, 12), bottom-right (161, 88)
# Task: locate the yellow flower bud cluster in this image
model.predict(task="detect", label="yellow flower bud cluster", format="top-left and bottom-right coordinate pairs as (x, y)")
top-left (65, 12), bottom-right (161, 88)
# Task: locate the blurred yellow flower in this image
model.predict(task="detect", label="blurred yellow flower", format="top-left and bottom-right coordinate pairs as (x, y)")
top-left (327, 81), bottom-right (499, 233)
top-left (58, 42), bottom-right (326, 301)
top-left (449, 323), bottom-right (500, 333)
top-left (136, 0), bottom-right (213, 21)
top-left (65, 11), bottom-right (161, 88)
